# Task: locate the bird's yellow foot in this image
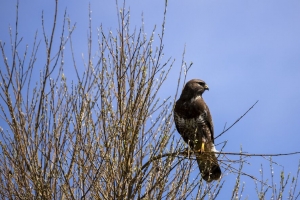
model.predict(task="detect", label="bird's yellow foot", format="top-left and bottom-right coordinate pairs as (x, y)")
top-left (201, 143), bottom-right (205, 152)
top-left (197, 143), bottom-right (205, 154)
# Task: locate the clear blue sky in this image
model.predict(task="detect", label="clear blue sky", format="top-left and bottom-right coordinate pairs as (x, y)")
top-left (1, 0), bottom-right (300, 199)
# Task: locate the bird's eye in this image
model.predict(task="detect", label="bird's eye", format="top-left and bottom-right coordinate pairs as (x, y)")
top-left (198, 82), bottom-right (205, 86)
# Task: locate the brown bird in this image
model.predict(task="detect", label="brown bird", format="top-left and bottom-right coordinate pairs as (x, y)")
top-left (174, 79), bottom-right (221, 182)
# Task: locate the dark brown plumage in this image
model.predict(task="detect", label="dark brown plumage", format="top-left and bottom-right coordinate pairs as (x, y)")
top-left (174, 79), bottom-right (221, 182)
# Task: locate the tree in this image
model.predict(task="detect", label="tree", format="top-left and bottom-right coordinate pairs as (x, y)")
top-left (0, 1), bottom-right (299, 199)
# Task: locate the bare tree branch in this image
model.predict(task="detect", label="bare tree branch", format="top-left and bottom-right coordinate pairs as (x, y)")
top-left (215, 100), bottom-right (259, 139)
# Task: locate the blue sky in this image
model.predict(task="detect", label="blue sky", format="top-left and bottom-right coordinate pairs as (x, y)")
top-left (1, 0), bottom-right (300, 198)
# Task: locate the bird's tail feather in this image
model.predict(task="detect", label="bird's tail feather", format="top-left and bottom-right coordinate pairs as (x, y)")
top-left (196, 152), bottom-right (221, 182)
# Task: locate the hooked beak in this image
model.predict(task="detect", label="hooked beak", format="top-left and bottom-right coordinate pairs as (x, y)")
top-left (204, 84), bottom-right (209, 91)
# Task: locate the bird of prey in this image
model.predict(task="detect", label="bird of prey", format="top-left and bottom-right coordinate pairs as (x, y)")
top-left (174, 79), bottom-right (221, 182)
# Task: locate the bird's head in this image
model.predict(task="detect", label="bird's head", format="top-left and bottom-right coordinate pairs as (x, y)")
top-left (180, 79), bottom-right (209, 100)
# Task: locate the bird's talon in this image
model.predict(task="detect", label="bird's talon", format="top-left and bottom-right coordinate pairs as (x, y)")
top-left (201, 143), bottom-right (205, 153)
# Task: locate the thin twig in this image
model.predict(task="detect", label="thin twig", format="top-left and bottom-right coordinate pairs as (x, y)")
top-left (215, 100), bottom-right (259, 139)
top-left (140, 149), bottom-right (300, 172)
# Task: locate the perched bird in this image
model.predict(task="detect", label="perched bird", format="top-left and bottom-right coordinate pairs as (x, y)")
top-left (174, 79), bottom-right (221, 182)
